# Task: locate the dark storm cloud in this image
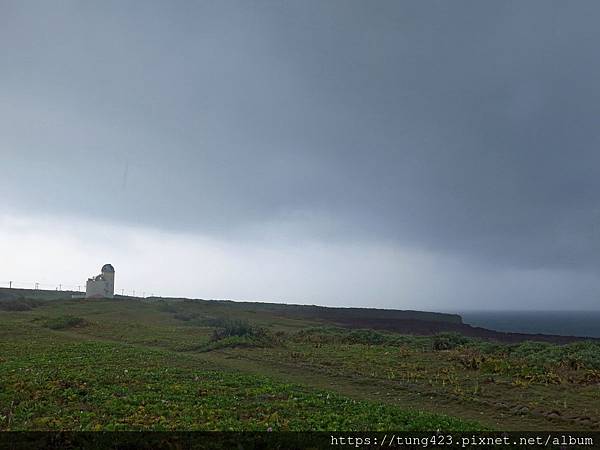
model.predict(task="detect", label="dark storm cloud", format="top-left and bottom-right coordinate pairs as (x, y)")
top-left (2, 0), bottom-right (600, 271)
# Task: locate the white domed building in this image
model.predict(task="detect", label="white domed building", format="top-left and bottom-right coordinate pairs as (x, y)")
top-left (86, 264), bottom-right (115, 299)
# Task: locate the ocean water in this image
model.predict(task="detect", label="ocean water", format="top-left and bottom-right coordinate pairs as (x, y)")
top-left (459, 311), bottom-right (600, 339)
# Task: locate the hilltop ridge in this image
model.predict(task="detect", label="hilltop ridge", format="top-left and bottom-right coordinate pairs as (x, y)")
top-left (1, 287), bottom-right (596, 344)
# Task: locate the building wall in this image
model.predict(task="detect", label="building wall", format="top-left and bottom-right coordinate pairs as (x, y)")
top-left (85, 269), bottom-right (115, 299)
top-left (103, 271), bottom-right (115, 296)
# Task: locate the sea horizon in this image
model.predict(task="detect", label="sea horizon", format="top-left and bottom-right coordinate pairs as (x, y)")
top-left (457, 310), bottom-right (600, 339)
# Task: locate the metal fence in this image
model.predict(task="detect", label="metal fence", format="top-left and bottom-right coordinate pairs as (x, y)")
top-left (0, 280), bottom-right (155, 298)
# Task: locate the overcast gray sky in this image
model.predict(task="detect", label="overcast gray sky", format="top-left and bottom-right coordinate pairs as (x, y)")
top-left (1, 1), bottom-right (599, 310)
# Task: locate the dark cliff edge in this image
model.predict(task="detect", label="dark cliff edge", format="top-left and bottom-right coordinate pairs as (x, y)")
top-left (222, 301), bottom-right (463, 324)
top-left (327, 316), bottom-right (600, 344)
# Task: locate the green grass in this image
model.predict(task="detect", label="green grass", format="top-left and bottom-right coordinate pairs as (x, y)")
top-left (1, 295), bottom-right (599, 431)
top-left (0, 337), bottom-right (479, 431)
top-left (39, 315), bottom-right (87, 330)
top-left (0, 297), bottom-right (45, 312)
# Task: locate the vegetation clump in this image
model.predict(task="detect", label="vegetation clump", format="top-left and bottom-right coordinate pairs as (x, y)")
top-left (0, 297), bottom-right (45, 311)
top-left (156, 301), bottom-right (179, 313)
top-left (210, 318), bottom-right (256, 340)
top-left (190, 318), bottom-right (279, 352)
top-left (508, 340), bottom-right (600, 370)
top-left (294, 327), bottom-right (401, 346)
top-left (41, 315), bottom-right (87, 330)
top-left (173, 312), bottom-right (198, 322)
top-left (432, 333), bottom-right (471, 351)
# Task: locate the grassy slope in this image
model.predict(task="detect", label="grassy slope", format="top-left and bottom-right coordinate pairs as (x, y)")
top-left (1, 295), bottom-right (599, 431)
top-left (0, 299), bottom-right (479, 431)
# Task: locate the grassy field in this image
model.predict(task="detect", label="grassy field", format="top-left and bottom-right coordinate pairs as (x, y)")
top-left (1, 293), bottom-right (599, 431)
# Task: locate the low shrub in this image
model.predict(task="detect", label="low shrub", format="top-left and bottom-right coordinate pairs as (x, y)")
top-left (432, 333), bottom-right (470, 351)
top-left (293, 327), bottom-right (396, 346)
top-left (201, 335), bottom-right (270, 352)
top-left (509, 340), bottom-right (600, 370)
top-left (0, 297), bottom-right (45, 311)
top-left (467, 340), bottom-right (508, 355)
top-left (346, 329), bottom-right (387, 345)
top-left (173, 313), bottom-right (198, 322)
top-left (157, 301), bottom-right (179, 313)
top-left (210, 319), bottom-right (256, 340)
top-left (186, 318), bottom-right (279, 352)
top-left (42, 315), bottom-right (87, 330)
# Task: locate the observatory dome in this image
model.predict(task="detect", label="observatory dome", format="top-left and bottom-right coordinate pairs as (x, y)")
top-left (102, 264), bottom-right (115, 273)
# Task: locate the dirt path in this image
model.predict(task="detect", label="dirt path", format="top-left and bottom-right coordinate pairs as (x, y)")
top-left (195, 350), bottom-right (596, 432)
top-left (60, 328), bottom-right (595, 431)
